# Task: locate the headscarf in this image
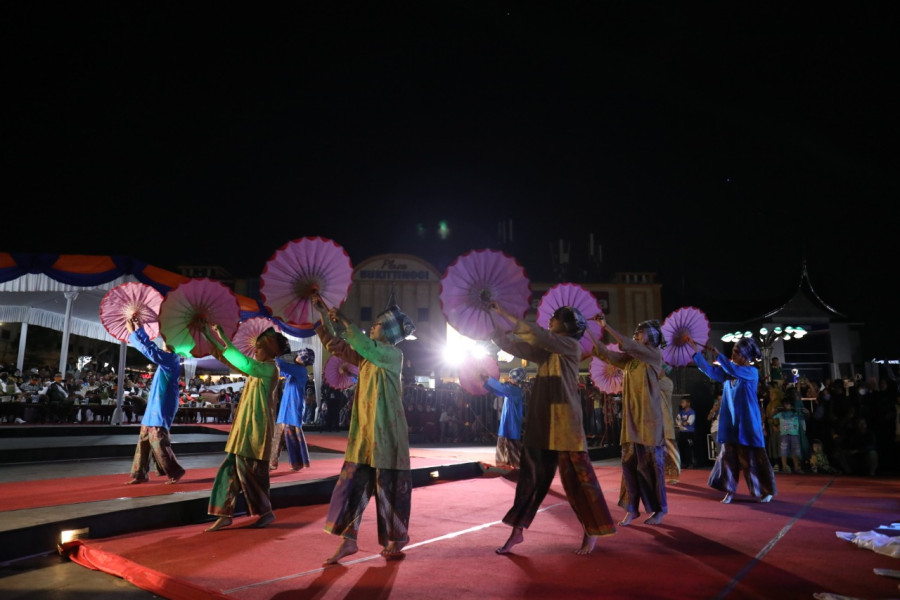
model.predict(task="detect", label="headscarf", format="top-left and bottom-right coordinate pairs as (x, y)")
top-left (552, 306), bottom-right (587, 340)
top-left (508, 367), bottom-right (526, 384)
top-left (297, 348), bottom-right (315, 366)
top-left (635, 319), bottom-right (666, 348)
top-left (377, 305), bottom-right (416, 345)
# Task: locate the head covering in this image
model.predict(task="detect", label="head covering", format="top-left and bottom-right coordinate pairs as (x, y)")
top-left (376, 305), bottom-right (416, 345)
top-left (635, 320), bottom-right (666, 348)
top-left (552, 306), bottom-right (587, 340)
top-left (259, 327), bottom-right (291, 356)
top-left (735, 336), bottom-right (761, 362)
top-left (297, 347), bottom-right (315, 366)
top-left (508, 367), bottom-right (526, 384)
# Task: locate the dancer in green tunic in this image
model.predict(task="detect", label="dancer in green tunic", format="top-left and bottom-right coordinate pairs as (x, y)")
top-left (312, 295), bottom-right (415, 565)
top-left (203, 322), bottom-right (289, 532)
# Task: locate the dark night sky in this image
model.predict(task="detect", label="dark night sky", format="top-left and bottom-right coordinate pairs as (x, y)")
top-left (5, 4), bottom-right (899, 356)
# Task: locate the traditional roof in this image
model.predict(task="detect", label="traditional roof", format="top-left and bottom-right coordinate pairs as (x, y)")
top-left (756, 260), bottom-right (847, 322)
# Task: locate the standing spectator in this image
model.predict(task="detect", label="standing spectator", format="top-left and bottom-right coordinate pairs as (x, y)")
top-left (771, 391), bottom-right (803, 474)
top-left (490, 302), bottom-right (616, 554)
top-left (203, 323), bottom-right (286, 532)
top-left (834, 416), bottom-right (879, 476)
top-left (124, 316), bottom-right (186, 485)
top-left (270, 348), bottom-right (315, 472)
top-left (690, 337), bottom-right (776, 504)
top-left (676, 397), bottom-right (697, 469)
top-left (312, 296), bottom-right (415, 564)
top-left (481, 367), bottom-right (526, 471)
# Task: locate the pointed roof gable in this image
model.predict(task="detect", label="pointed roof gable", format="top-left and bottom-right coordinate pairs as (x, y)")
top-left (757, 261), bottom-right (847, 322)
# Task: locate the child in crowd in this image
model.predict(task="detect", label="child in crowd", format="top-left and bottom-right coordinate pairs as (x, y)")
top-left (772, 391), bottom-right (803, 474)
top-left (809, 438), bottom-right (838, 474)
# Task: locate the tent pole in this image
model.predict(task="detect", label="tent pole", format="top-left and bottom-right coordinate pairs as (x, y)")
top-left (59, 292), bottom-right (78, 375)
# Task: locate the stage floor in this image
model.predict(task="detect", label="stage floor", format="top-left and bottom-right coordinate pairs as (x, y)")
top-left (1, 424), bottom-right (898, 600)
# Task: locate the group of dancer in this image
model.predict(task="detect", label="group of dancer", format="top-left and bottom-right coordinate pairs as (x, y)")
top-left (121, 292), bottom-right (776, 563)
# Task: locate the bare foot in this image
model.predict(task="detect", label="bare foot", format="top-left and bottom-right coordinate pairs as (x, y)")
top-left (165, 473), bottom-right (184, 485)
top-left (618, 512), bottom-right (639, 526)
top-left (251, 512), bottom-right (275, 528)
top-left (721, 492), bottom-right (734, 504)
top-left (644, 512), bottom-right (664, 525)
top-left (205, 517), bottom-right (232, 532)
top-left (324, 538), bottom-right (358, 565)
top-left (124, 478), bottom-right (145, 485)
top-left (381, 541), bottom-right (406, 560)
top-left (495, 526), bottom-right (524, 554)
top-left (759, 494), bottom-right (773, 503)
top-left (575, 534), bottom-right (597, 555)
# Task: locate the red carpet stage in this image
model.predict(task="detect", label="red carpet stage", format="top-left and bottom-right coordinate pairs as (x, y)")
top-left (67, 468), bottom-right (899, 600)
top-left (2, 428), bottom-right (897, 599)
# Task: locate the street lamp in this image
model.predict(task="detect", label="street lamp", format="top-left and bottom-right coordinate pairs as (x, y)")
top-left (720, 325), bottom-right (807, 382)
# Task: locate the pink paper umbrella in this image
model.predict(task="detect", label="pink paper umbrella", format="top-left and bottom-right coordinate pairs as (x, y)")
top-left (589, 345), bottom-right (623, 394)
top-left (661, 306), bottom-right (710, 367)
top-left (100, 282), bottom-right (164, 342)
top-left (324, 355), bottom-right (359, 390)
top-left (158, 278), bottom-right (241, 358)
top-left (260, 237), bottom-right (353, 328)
top-left (536, 283), bottom-right (604, 359)
top-left (457, 353), bottom-right (500, 396)
top-left (233, 317), bottom-right (281, 358)
top-left (439, 249), bottom-right (531, 341)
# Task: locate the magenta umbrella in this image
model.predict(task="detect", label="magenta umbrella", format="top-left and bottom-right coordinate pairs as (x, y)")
top-left (457, 353), bottom-right (500, 396)
top-left (158, 278), bottom-right (241, 358)
top-left (661, 306), bottom-right (710, 367)
top-left (233, 317), bottom-right (281, 358)
top-left (324, 355), bottom-right (359, 390)
top-left (100, 282), bottom-right (164, 342)
top-left (589, 344), bottom-right (623, 394)
top-left (260, 237), bottom-right (353, 328)
top-left (536, 283), bottom-right (604, 359)
top-left (439, 249), bottom-right (531, 341)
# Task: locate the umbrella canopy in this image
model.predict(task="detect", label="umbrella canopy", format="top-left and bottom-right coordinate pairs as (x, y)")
top-left (589, 344), bottom-right (623, 394)
top-left (233, 317), bottom-right (281, 358)
top-left (661, 306), bottom-right (710, 367)
top-left (260, 237), bottom-right (353, 328)
top-left (158, 278), bottom-right (241, 358)
top-left (535, 282), bottom-right (603, 359)
top-left (439, 249), bottom-right (531, 341)
top-left (323, 355), bottom-right (359, 390)
top-left (457, 353), bottom-right (500, 396)
top-left (100, 282), bottom-right (164, 342)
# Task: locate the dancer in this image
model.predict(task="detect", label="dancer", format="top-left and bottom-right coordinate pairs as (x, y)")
top-left (270, 348), bottom-right (316, 472)
top-left (489, 301), bottom-right (616, 555)
top-left (592, 316), bottom-right (667, 526)
top-left (312, 295), bottom-right (414, 564)
top-left (689, 337), bottom-right (776, 504)
top-left (659, 364), bottom-right (681, 484)
top-left (203, 322), bottom-right (288, 531)
top-left (481, 366), bottom-right (526, 471)
top-left (124, 315), bottom-right (186, 485)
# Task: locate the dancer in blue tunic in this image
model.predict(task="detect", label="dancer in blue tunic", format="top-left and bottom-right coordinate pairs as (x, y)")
top-left (270, 348), bottom-right (316, 471)
top-left (481, 367), bottom-right (526, 470)
top-left (124, 315), bottom-right (186, 485)
top-left (690, 337), bottom-right (776, 504)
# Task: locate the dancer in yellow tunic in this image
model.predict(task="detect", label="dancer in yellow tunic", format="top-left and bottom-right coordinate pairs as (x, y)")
top-left (203, 322), bottom-right (288, 532)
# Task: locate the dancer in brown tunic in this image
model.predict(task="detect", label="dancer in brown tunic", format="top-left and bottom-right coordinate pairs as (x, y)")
top-left (489, 301), bottom-right (616, 555)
